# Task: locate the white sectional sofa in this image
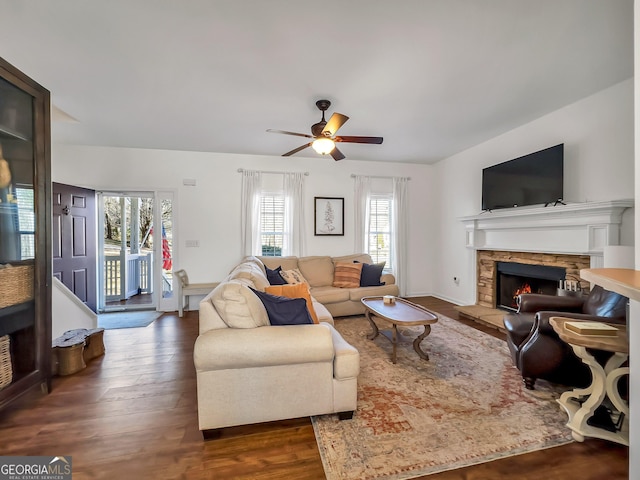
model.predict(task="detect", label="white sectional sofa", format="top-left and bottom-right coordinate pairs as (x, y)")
top-left (258, 253), bottom-right (400, 317)
top-left (194, 255), bottom-right (363, 434)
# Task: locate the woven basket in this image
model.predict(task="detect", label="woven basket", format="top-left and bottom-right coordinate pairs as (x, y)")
top-left (0, 265), bottom-right (34, 309)
top-left (0, 335), bottom-right (12, 390)
top-left (83, 328), bottom-right (105, 362)
top-left (54, 342), bottom-right (86, 376)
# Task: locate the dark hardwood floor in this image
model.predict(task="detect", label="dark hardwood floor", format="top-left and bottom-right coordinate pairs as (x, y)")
top-left (0, 297), bottom-right (628, 479)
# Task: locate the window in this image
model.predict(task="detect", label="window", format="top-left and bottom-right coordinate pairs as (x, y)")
top-left (260, 193), bottom-right (285, 256)
top-left (368, 195), bottom-right (392, 269)
top-left (15, 185), bottom-right (35, 259)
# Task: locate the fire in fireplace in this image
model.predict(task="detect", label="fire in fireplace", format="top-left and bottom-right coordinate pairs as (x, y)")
top-left (496, 262), bottom-right (566, 311)
top-left (513, 283), bottom-right (532, 300)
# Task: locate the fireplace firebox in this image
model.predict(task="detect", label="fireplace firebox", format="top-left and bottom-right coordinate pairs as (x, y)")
top-left (496, 262), bottom-right (566, 311)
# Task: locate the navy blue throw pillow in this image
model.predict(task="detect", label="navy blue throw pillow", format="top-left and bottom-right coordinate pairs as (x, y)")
top-left (355, 261), bottom-right (386, 287)
top-left (265, 265), bottom-right (287, 285)
top-left (249, 287), bottom-right (313, 325)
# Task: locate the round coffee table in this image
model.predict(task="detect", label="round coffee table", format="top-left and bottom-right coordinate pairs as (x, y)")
top-left (361, 296), bottom-right (438, 364)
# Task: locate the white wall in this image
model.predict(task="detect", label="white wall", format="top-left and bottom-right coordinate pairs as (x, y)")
top-left (52, 278), bottom-right (97, 338)
top-left (432, 78), bottom-right (635, 306)
top-left (631, 0), bottom-right (639, 471)
top-left (51, 147), bottom-right (435, 296)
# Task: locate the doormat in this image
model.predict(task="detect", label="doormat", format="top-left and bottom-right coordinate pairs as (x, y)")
top-left (98, 311), bottom-right (162, 329)
top-left (312, 315), bottom-right (573, 480)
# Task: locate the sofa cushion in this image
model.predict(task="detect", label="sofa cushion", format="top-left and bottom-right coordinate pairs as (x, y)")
top-left (297, 256), bottom-right (335, 287)
top-left (310, 286), bottom-right (350, 304)
top-left (333, 253), bottom-right (373, 265)
top-left (250, 288), bottom-right (314, 326)
top-left (280, 268), bottom-right (309, 285)
top-left (333, 262), bottom-right (363, 288)
top-left (212, 281), bottom-right (269, 329)
top-left (265, 265), bottom-right (287, 285)
top-left (265, 283), bottom-right (319, 323)
top-left (258, 256), bottom-right (299, 272)
top-left (194, 323), bottom-right (335, 371)
top-left (241, 255), bottom-right (266, 272)
top-left (348, 284), bottom-right (400, 301)
top-left (357, 261), bottom-right (386, 287)
top-left (228, 262), bottom-right (270, 291)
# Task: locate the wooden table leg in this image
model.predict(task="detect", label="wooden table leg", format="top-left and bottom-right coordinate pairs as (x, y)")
top-left (366, 310), bottom-right (379, 340)
top-left (392, 324), bottom-right (398, 364)
top-left (413, 324), bottom-right (432, 361)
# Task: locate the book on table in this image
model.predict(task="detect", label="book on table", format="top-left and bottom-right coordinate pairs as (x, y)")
top-left (564, 321), bottom-right (619, 336)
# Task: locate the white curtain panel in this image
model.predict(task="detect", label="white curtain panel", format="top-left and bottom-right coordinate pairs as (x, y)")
top-left (283, 172), bottom-right (306, 257)
top-left (240, 169), bottom-right (262, 257)
top-left (353, 175), bottom-right (371, 254)
top-left (392, 177), bottom-right (409, 296)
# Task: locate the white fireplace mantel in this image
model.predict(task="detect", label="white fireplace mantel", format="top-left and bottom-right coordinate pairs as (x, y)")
top-left (460, 200), bottom-right (634, 263)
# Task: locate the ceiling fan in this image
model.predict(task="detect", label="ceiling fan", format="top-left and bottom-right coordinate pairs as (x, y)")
top-left (267, 99), bottom-right (383, 161)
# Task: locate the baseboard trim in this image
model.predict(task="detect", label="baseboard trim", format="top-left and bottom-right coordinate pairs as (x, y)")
top-left (406, 293), bottom-right (466, 306)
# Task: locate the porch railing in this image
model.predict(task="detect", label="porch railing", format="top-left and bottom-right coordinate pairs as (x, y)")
top-left (104, 253), bottom-right (153, 301)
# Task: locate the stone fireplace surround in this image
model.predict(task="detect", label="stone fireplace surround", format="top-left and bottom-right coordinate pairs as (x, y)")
top-left (457, 200), bottom-right (633, 326)
top-left (476, 250), bottom-right (590, 308)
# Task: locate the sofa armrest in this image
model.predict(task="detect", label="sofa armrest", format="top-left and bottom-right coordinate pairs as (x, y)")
top-left (381, 273), bottom-right (396, 285)
top-left (517, 294), bottom-right (584, 313)
top-left (323, 322), bottom-right (359, 380)
top-left (194, 324), bottom-right (334, 371)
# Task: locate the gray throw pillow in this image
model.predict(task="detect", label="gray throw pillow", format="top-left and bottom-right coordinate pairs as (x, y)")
top-left (249, 287), bottom-right (313, 325)
top-left (265, 265), bottom-right (287, 285)
top-left (355, 261), bottom-right (386, 287)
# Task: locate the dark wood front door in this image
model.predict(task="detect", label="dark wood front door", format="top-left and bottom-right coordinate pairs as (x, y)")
top-left (52, 182), bottom-right (97, 312)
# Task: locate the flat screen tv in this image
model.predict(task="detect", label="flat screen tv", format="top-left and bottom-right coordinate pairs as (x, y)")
top-left (481, 144), bottom-right (564, 211)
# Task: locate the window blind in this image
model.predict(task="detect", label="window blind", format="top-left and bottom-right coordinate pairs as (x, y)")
top-left (260, 193), bottom-right (285, 256)
top-left (368, 195), bottom-right (392, 269)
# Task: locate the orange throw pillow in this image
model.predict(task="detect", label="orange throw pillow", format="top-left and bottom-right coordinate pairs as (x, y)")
top-left (264, 283), bottom-right (319, 323)
top-left (333, 262), bottom-right (363, 288)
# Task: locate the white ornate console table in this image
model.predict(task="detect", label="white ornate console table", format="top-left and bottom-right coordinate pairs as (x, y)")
top-left (550, 316), bottom-right (629, 446)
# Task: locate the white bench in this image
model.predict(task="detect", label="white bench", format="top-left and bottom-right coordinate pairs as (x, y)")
top-left (175, 269), bottom-right (218, 317)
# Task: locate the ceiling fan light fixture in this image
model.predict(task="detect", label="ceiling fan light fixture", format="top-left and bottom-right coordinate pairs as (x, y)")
top-left (312, 137), bottom-right (335, 155)
top-left (267, 100), bottom-right (382, 160)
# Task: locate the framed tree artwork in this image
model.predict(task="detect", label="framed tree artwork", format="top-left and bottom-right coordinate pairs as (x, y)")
top-left (314, 197), bottom-right (344, 236)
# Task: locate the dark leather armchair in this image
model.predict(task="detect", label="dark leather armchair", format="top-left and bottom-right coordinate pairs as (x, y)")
top-left (503, 285), bottom-right (627, 389)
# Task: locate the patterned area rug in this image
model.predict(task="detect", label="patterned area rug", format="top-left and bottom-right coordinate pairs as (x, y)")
top-left (312, 314), bottom-right (573, 480)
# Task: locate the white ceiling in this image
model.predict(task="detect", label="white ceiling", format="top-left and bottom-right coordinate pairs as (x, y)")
top-left (0, 0), bottom-right (633, 164)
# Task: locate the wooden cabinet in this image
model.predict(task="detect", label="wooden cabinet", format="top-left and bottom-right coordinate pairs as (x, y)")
top-left (0, 57), bottom-right (51, 409)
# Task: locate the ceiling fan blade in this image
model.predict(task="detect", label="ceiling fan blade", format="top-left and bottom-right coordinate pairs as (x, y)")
top-left (330, 147), bottom-right (346, 161)
top-left (267, 129), bottom-right (314, 139)
top-left (283, 143), bottom-right (312, 156)
top-left (322, 113), bottom-right (349, 136)
top-left (335, 135), bottom-right (384, 144)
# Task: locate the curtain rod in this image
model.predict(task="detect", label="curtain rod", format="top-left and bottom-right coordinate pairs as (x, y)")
top-left (350, 174), bottom-right (411, 180)
top-left (237, 168), bottom-right (309, 176)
